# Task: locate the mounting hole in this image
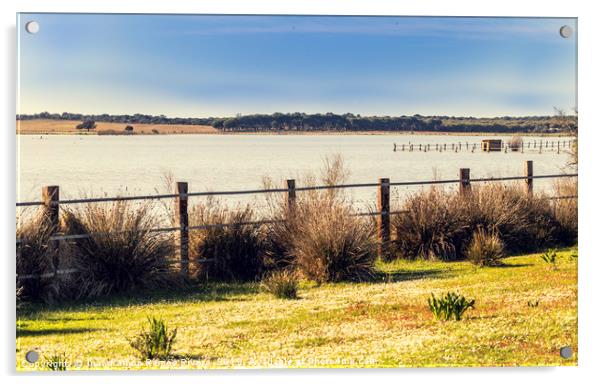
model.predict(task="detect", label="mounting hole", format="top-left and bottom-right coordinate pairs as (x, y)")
top-left (559, 25), bottom-right (573, 38)
top-left (25, 350), bottom-right (39, 363)
top-left (559, 346), bottom-right (573, 359)
top-left (25, 21), bottom-right (40, 34)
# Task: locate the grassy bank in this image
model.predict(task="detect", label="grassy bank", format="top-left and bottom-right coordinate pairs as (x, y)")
top-left (16, 247), bottom-right (577, 370)
top-left (17, 119), bottom-right (219, 135)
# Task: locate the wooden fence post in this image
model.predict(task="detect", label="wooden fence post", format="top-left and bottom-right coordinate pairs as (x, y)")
top-left (42, 186), bottom-right (60, 275)
top-left (459, 168), bottom-right (471, 195)
top-left (286, 179), bottom-right (296, 213)
top-left (524, 161), bottom-right (533, 196)
top-left (377, 178), bottom-right (391, 259)
top-left (175, 182), bottom-right (189, 277)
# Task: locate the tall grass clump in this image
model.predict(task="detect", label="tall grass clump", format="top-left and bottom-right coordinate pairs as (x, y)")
top-left (264, 155), bottom-right (377, 283)
top-left (393, 183), bottom-right (568, 261)
top-left (62, 201), bottom-right (174, 298)
top-left (129, 317), bottom-right (177, 360)
top-left (260, 269), bottom-right (299, 299)
top-left (16, 212), bottom-right (72, 303)
top-left (551, 179), bottom-right (578, 244)
top-left (189, 200), bottom-right (265, 281)
top-left (391, 188), bottom-right (471, 261)
top-left (466, 228), bottom-right (505, 266)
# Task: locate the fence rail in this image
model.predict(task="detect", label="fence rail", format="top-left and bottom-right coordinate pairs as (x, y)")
top-left (16, 160), bottom-right (577, 280)
top-left (393, 138), bottom-right (575, 154)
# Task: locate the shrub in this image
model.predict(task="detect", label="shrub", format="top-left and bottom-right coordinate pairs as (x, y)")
top-left (62, 201), bottom-right (174, 298)
top-left (391, 188), bottom-right (471, 261)
top-left (264, 154), bottom-right (377, 283)
top-left (466, 228), bottom-right (505, 266)
top-left (260, 269), bottom-right (299, 299)
top-left (393, 183), bottom-right (567, 261)
top-left (551, 179), bottom-right (578, 244)
top-left (428, 292), bottom-right (475, 321)
top-left (129, 317), bottom-right (177, 360)
top-left (190, 200), bottom-right (265, 281)
top-left (16, 213), bottom-right (72, 303)
top-left (292, 201), bottom-right (377, 283)
top-left (540, 248), bottom-right (558, 269)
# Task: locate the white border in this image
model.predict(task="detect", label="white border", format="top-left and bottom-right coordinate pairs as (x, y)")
top-left (2, 1), bottom-right (600, 383)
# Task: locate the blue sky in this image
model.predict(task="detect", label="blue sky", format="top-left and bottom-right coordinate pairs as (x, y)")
top-left (17, 14), bottom-right (577, 117)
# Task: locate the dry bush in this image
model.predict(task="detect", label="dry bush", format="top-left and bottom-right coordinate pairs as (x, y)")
top-left (16, 212), bottom-right (73, 303)
top-left (260, 269), bottom-right (299, 299)
top-left (392, 188), bottom-right (471, 261)
top-left (263, 155), bottom-right (377, 283)
top-left (393, 183), bottom-right (569, 261)
top-left (465, 184), bottom-right (562, 254)
top-left (551, 179), bottom-right (578, 244)
top-left (62, 201), bottom-right (175, 298)
top-left (189, 199), bottom-right (266, 282)
top-left (466, 228), bottom-right (505, 266)
top-left (292, 202), bottom-right (377, 283)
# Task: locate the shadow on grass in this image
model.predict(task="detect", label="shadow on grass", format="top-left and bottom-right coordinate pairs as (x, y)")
top-left (17, 327), bottom-right (101, 337)
top-left (19, 281), bottom-right (260, 317)
top-left (372, 268), bottom-right (451, 284)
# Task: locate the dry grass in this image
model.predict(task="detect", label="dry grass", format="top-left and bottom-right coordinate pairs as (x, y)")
top-left (61, 201), bottom-right (176, 298)
top-left (263, 154), bottom-right (377, 283)
top-left (189, 200), bottom-right (266, 282)
top-left (17, 119), bottom-right (219, 135)
top-left (392, 183), bottom-right (574, 261)
top-left (16, 212), bottom-right (74, 303)
top-left (466, 228), bottom-right (505, 267)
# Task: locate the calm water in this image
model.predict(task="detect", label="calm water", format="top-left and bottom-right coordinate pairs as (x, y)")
top-left (17, 134), bottom-right (572, 209)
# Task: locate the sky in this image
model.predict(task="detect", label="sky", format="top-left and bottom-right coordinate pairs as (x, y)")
top-left (17, 14), bottom-right (577, 118)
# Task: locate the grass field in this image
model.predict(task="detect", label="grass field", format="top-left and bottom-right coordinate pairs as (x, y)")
top-left (16, 247), bottom-right (577, 370)
top-left (16, 119), bottom-right (219, 135)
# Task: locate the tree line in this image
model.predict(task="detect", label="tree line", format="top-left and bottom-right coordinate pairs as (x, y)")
top-left (17, 111), bottom-right (577, 133)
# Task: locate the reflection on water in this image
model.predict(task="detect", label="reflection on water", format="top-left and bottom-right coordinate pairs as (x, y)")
top-left (17, 134), bottom-right (572, 209)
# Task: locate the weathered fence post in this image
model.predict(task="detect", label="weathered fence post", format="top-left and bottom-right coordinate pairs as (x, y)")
top-left (524, 160), bottom-right (533, 196)
top-left (175, 181), bottom-right (189, 277)
top-left (459, 168), bottom-right (471, 195)
top-left (377, 178), bottom-right (391, 259)
top-left (286, 179), bottom-right (296, 214)
top-left (42, 186), bottom-right (60, 275)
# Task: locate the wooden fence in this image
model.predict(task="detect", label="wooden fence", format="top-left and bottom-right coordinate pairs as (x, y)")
top-left (16, 160), bottom-right (577, 279)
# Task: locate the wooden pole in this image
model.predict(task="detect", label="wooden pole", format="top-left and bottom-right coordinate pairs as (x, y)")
top-left (459, 168), bottom-right (471, 195)
top-left (524, 161), bottom-right (533, 196)
top-left (175, 182), bottom-right (189, 277)
top-left (377, 178), bottom-right (391, 260)
top-left (286, 179), bottom-right (296, 214)
top-left (42, 186), bottom-right (60, 275)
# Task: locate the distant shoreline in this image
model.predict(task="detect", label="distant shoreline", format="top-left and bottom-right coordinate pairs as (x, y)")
top-left (16, 120), bottom-right (571, 137)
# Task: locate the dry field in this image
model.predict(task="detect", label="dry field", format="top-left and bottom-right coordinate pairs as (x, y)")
top-left (16, 119), bottom-right (219, 135)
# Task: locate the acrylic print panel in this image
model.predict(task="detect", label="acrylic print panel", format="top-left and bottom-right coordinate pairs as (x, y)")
top-left (16, 14), bottom-right (577, 370)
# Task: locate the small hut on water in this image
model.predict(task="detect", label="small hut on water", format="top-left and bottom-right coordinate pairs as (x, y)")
top-left (481, 139), bottom-right (502, 152)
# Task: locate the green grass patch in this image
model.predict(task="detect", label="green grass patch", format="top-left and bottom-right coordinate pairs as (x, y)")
top-left (16, 247), bottom-right (577, 369)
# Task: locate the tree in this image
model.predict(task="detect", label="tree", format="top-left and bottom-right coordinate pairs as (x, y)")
top-left (76, 120), bottom-right (97, 132)
top-left (124, 125), bottom-right (134, 132)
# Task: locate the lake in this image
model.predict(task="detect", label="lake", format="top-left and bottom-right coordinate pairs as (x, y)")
top-left (17, 134), bottom-right (573, 210)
